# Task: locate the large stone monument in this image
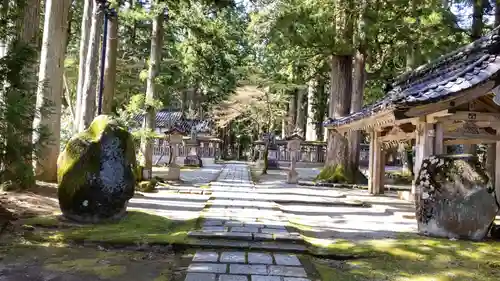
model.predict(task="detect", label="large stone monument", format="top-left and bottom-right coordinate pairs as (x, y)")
top-left (415, 154), bottom-right (499, 240)
top-left (57, 115), bottom-right (136, 223)
top-left (164, 124), bottom-right (185, 180)
top-left (184, 126), bottom-right (203, 167)
top-left (286, 128), bottom-right (304, 184)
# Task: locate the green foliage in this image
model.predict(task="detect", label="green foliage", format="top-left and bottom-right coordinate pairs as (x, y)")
top-left (0, 41), bottom-right (51, 189)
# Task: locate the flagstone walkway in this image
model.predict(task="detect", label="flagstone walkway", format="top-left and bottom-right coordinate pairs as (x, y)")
top-left (185, 163), bottom-right (312, 281)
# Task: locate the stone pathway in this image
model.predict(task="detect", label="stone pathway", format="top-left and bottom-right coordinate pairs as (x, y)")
top-left (188, 164), bottom-right (303, 245)
top-left (186, 251), bottom-right (310, 281)
top-left (185, 163), bottom-right (312, 281)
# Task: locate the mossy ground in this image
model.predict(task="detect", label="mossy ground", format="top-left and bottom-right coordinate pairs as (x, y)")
top-left (20, 210), bottom-right (197, 245)
top-left (0, 241), bottom-right (185, 281)
top-left (305, 234), bottom-right (500, 281)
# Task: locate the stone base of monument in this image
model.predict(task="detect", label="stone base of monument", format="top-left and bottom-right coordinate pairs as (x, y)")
top-left (165, 165), bottom-right (181, 181)
top-left (184, 155), bottom-right (203, 167)
top-left (287, 169), bottom-right (298, 184)
top-left (415, 154), bottom-right (498, 241)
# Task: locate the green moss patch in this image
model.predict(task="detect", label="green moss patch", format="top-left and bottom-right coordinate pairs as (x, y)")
top-left (22, 211), bottom-right (196, 246)
top-left (307, 234), bottom-right (500, 281)
top-left (21, 214), bottom-right (61, 228)
top-left (45, 254), bottom-right (126, 278)
top-left (315, 165), bottom-right (353, 184)
top-left (0, 241), bottom-right (180, 281)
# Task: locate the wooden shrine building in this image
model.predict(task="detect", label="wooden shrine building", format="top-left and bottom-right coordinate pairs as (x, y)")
top-left (324, 27), bottom-right (500, 197)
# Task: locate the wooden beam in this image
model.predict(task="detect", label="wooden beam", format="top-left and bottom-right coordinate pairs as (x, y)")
top-left (329, 110), bottom-right (396, 132)
top-left (436, 111), bottom-right (500, 123)
top-left (475, 98), bottom-right (499, 113)
top-left (426, 110), bottom-right (451, 123)
top-left (379, 132), bottom-right (416, 142)
top-left (444, 132), bottom-right (500, 141)
top-left (444, 138), bottom-right (498, 145)
top-left (404, 80), bottom-right (496, 117)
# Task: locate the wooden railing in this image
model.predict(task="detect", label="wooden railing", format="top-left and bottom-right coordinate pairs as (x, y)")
top-left (152, 139), bottom-right (220, 158)
top-left (252, 141), bottom-right (377, 165)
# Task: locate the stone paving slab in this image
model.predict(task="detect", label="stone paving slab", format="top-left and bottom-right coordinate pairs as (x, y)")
top-left (247, 253), bottom-right (273, 264)
top-left (220, 252), bottom-right (246, 263)
top-left (268, 266), bottom-right (307, 277)
top-left (219, 275), bottom-right (249, 281)
top-left (230, 264), bottom-right (268, 275)
top-left (273, 254), bottom-right (301, 266)
top-left (189, 231), bottom-right (254, 240)
top-left (251, 276), bottom-right (280, 281)
top-left (185, 272), bottom-right (216, 281)
top-left (187, 263), bottom-right (228, 273)
top-left (193, 251), bottom-right (219, 262)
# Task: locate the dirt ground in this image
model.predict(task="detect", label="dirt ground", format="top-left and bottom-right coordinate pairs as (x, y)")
top-left (0, 182), bottom-right (191, 281)
top-left (0, 182), bottom-right (59, 218)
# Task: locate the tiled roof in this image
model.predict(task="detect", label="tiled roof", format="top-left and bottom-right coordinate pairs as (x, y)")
top-left (133, 110), bottom-right (214, 133)
top-left (325, 26), bottom-right (500, 127)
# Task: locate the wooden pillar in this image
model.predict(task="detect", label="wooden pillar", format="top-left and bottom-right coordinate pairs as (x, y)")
top-left (368, 130), bottom-right (375, 194)
top-left (378, 148), bottom-right (385, 194)
top-left (434, 122), bottom-right (444, 155)
top-left (413, 119), bottom-right (434, 194)
top-left (368, 130), bottom-right (382, 194)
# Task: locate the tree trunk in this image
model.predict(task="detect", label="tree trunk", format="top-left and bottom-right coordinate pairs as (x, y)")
top-left (140, 9), bottom-right (164, 173)
top-left (472, 0), bottom-right (484, 40)
top-left (296, 88), bottom-right (306, 133)
top-left (77, 2), bottom-right (103, 132)
top-left (325, 55), bottom-right (352, 168)
top-left (347, 50), bottom-right (366, 174)
top-left (181, 91), bottom-right (187, 116)
top-left (287, 91), bottom-right (297, 134)
top-left (33, 0), bottom-right (71, 182)
top-left (8, 0), bottom-right (41, 187)
top-left (306, 79), bottom-right (317, 141)
top-left (102, 15), bottom-right (118, 114)
top-left (74, 0), bottom-right (93, 132)
top-left (313, 78), bottom-right (327, 141)
top-left (495, 0), bottom-right (500, 27)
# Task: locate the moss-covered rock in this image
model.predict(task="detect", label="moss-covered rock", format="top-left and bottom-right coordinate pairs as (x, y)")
top-left (57, 115), bottom-right (137, 223)
top-left (415, 154), bottom-right (498, 241)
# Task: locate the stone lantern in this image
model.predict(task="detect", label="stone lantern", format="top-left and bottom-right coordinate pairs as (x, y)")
top-left (184, 126), bottom-right (203, 167)
top-left (285, 128), bottom-right (304, 184)
top-left (164, 124), bottom-right (186, 180)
